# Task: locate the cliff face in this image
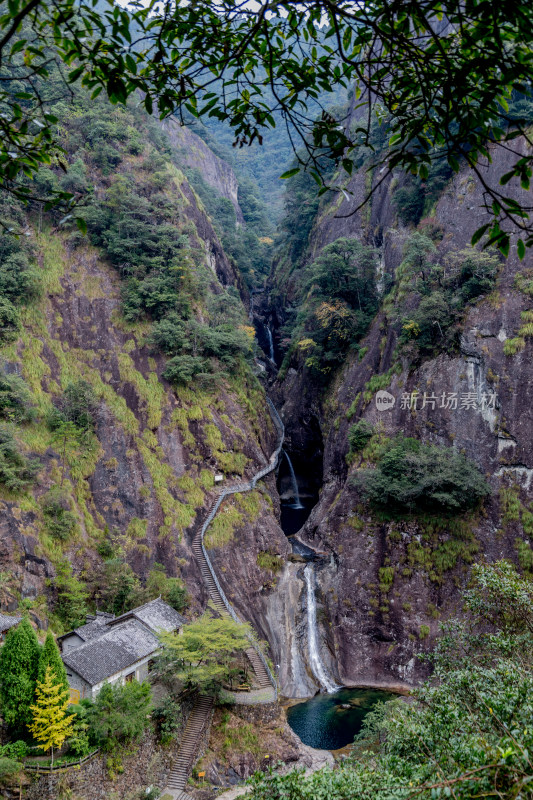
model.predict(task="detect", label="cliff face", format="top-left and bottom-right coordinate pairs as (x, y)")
top-left (270, 138), bottom-right (533, 691)
top-left (0, 100), bottom-right (288, 647)
top-left (161, 118), bottom-right (245, 224)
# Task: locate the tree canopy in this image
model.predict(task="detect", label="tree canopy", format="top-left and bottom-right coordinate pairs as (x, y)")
top-left (1, 1), bottom-right (533, 252)
top-left (159, 613), bottom-right (253, 692)
top-left (0, 616), bottom-right (40, 732)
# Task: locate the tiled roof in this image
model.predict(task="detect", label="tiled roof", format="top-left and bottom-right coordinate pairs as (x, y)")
top-left (108, 598), bottom-right (186, 634)
top-left (74, 612), bottom-right (115, 642)
top-left (0, 614), bottom-right (22, 633)
top-left (62, 619), bottom-right (159, 686)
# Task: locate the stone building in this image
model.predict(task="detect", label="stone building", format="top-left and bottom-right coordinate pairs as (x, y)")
top-left (59, 598), bottom-right (185, 700)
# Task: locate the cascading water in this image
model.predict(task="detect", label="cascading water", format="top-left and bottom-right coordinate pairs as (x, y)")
top-left (266, 325), bottom-right (275, 363)
top-left (304, 563), bottom-right (339, 693)
top-left (283, 450), bottom-right (304, 509)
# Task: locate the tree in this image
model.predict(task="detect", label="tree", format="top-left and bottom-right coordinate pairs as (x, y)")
top-left (145, 563), bottom-right (189, 614)
top-left (0, 424), bottom-right (37, 491)
top-left (37, 632), bottom-right (69, 694)
top-left (348, 420), bottom-right (374, 454)
top-left (355, 436), bottom-right (491, 513)
top-left (308, 238), bottom-right (378, 313)
top-left (0, 616), bottom-right (40, 732)
top-left (159, 613), bottom-right (253, 692)
top-left (50, 420), bottom-right (83, 488)
top-left (88, 680), bottom-right (152, 751)
top-left (94, 558), bottom-right (142, 616)
top-left (1, 2), bottom-right (533, 252)
top-left (28, 666), bottom-right (74, 767)
top-left (53, 561), bottom-right (89, 630)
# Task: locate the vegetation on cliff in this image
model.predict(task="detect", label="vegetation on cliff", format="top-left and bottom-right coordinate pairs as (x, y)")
top-left (355, 437), bottom-right (491, 514)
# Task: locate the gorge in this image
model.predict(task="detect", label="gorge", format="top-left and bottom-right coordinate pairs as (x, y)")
top-left (0, 7), bottom-right (532, 797)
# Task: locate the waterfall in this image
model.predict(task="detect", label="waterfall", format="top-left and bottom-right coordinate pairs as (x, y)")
top-left (304, 564), bottom-right (339, 693)
top-left (266, 325), bottom-right (275, 362)
top-left (283, 450), bottom-right (304, 509)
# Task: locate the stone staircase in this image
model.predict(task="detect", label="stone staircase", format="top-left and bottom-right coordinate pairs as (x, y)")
top-left (165, 694), bottom-right (214, 796)
top-left (244, 647), bottom-right (271, 689)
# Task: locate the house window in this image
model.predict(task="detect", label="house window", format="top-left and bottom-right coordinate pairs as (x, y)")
top-left (125, 672), bottom-right (135, 683)
top-left (147, 659), bottom-right (155, 673)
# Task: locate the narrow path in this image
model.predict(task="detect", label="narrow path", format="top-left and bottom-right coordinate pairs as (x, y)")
top-left (164, 694), bottom-right (214, 798)
top-left (162, 400), bottom-right (284, 799)
top-left (192, 398), bottom-right (284, 699)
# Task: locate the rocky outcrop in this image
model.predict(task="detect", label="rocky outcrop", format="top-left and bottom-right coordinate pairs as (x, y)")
top-left (162, 118), bottom-right (245, 224)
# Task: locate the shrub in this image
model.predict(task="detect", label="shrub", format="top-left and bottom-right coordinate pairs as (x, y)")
top-left (355, 436), bottom-right (490, 513)
top-left (503, 336), bottom-right (526, 356)
top-left (0, 425), bottom-right (38, 491)
top-left (0, 298), bottom-right (20, 344)
top-left (348, 420), bottom-right (374, 453)
top-left (0, 370), bottom-right (33, 422)
top-left (88, 681), bottom-right (152, 751)
top-left (257, 551), bottom-right (284, 574)
top-left (153, 696), bottom-right (183, 744)
top-left (162, 355), bottom-right (211, 385)
top-left (41, 486), bottom-right (78, 541)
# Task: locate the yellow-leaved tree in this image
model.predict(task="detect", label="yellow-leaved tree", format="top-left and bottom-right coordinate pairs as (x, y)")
top-left (28, 666), bottom-right (74, 767)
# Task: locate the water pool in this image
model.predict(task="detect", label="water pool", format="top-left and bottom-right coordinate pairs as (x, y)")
top-left (286, 688), bottom-right (394, 750)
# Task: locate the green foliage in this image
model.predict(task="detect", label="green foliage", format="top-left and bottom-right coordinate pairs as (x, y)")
top-left (53, 562), bottom-right (90, 630)
top-left (94, 558), bottom-right (142, 616)
top-left (503, 336), bottom-right (526, 356)
top-left (257, 551), bottom-right (284, 574)
top-left (289, 238), bottom-right (379, 379)
top-left (0, 298), bottom-right (20, 344)
top-left (88, 680), bottom-right (152, 752)
top-left (145, 563), bottom-right (189, 613)
top-left (184, 166), bottom-right (274, 287)
top-left (0, 370), bottom-right (34, 423)
top-left (393, 236), bottom-right (499, 360)
top-left (0, 741), bottom-right (27, 760)
top-left (37, 632), bottom-right (69, 693)
top-left (0, 232), bottom-right (39, 305)
top-left (159, 613), bottom-right (252, 693)
top-left (348, 420), bottom-right (374, 453)
top-left (47, 380), bottom-right (97, 433)
top-left (41, 486), bottom-right (77, 541)
top-left (0, 757), bottom-right (23, 787)
top-left (0, 617), bottom-right (40, 732)
top-left (152, 695), bottom-right (183, 744)
top-left (0, 424), bottom-right (37, 491)
top-left (355, 436), bottom-right (490, 513)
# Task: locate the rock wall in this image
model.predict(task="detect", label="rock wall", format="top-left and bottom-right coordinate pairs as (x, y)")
top-left (270, 137), bottom-right (533, 691)
top-left (162, 118), bottom-right (245, 224)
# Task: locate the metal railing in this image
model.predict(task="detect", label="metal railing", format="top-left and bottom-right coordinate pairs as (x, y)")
top-left (195, 397), bottom-right (284, 698)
